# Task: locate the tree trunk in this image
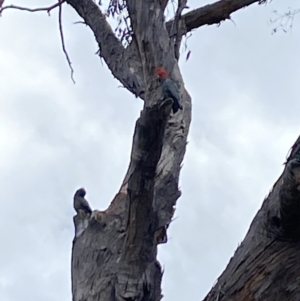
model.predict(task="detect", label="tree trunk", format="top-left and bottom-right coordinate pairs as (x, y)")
top-left (65, 1), bottom-right (297, 301)
top-left (71, 70), bottom-right (191, 300)
top-left (72, 99), bottom-right (175, 301)
top-left (203, 139), bottom-right (300, 301)
top-left (69, 1), bottom-right (191, 300)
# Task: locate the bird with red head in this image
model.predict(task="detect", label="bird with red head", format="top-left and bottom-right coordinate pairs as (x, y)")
top-left (155, 67), bottom-right (169, 79)
top-left (155, 66), bottom-right (183, 114)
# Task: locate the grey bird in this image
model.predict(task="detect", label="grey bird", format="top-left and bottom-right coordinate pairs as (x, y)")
top-left (155, 67), bottom-right (183, 114)
top-left (73, 188), bottom-right (92, 215)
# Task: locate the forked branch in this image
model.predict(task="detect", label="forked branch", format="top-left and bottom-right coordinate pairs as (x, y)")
top-left (66, 0), bottom-right (146, 97)
top-left (58, 4), bottom-right (75, 83)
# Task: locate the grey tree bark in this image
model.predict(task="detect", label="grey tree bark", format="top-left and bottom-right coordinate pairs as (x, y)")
top-left (67, 1), bottom-right (300, 301)
top-left (203, 140), bottom-right (300, 301)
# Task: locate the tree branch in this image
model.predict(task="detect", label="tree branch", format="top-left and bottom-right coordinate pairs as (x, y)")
top-left (0, 1), bottom-right (76, 83)
top-left (66, 0), bottom-right (145, 98)
top-left (1, 0), bottom-right (145, 97)
top-left (58, 3), bottom-right (75, 83)
top-left (0, 0), bottom-right (65, 15)
top-left (173, 0), bottom-right (188, 60)
top-left (166, 0), bottom-right (266, 35)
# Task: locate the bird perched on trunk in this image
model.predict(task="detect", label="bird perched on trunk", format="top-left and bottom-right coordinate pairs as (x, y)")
top-left (73, 188), bottom-right (92, 215)
top-left (155, 67), bottom-right (183, 114)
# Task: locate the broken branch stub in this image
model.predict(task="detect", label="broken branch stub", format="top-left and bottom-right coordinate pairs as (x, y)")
top-left (72, 99), bottom-right (172, 301)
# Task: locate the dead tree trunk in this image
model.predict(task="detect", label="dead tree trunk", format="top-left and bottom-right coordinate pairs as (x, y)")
top-left (69, 1), bottom-right (191, 300)
top-left (72, 99), bottom-right (175, 301)
top-left (65, 0), bottom-right (296, 301)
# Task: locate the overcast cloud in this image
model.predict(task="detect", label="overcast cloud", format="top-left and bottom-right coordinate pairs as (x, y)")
top-left (0, 0), bottom-right (299, 300)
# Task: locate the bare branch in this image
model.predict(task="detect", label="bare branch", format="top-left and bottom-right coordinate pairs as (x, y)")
top-left (166, 0), bottom-right (266, 35)
top-left (66, 0), bottom-right (145, 98)
top-left (58, 3), bottom-right (75, 83)
top-left (0, 0), bottom-right (65, 15)
top-left (172, 0), bottom-right (188, 60)
top-left (0, 0), bottom-right (75, 83)
top-left (269, 9), bottom-right (300, 34)
top-left (1, 0), bottom-right (144, 97)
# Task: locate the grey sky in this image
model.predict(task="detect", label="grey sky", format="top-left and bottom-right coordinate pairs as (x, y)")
top-left (0, 0), bottom-right (299, 300)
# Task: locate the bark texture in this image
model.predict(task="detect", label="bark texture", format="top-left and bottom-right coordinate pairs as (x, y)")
top-left (165, 0), bottom-right (267, 35)
top-left (203, 137), bottom-right (300, 301)
top-left (67, 0), bottom-right (288, 301)
top-left (69, 1), bottom-right (191, 300)
top-left (72, 100), bottom-right (173, 301)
